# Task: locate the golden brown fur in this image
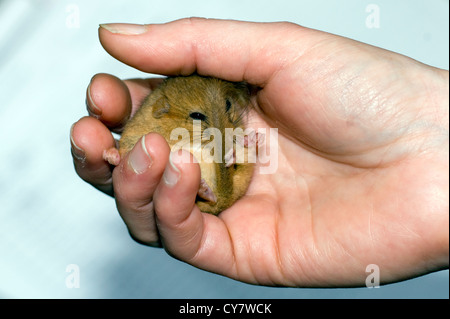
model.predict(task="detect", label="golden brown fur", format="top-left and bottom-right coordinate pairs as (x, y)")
top-left (119, 74), bottom-right (254, 215)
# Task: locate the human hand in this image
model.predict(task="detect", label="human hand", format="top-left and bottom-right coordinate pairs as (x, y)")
top-left (70, 19), bottom-right (449, 287)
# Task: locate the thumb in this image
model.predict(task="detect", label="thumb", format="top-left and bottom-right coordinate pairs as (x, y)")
top-left (152, 149), bottom-right (236, 274)
top-left (98, 18), bottom-right (318, 85)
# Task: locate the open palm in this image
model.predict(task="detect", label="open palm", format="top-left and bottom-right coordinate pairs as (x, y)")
top-left (71, 19), bottom-right (448, 286)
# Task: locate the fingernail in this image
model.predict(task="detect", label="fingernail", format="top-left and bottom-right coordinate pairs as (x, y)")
top-left (86, 79), bottom-right (102, 117)
top-left (99, 23), bottom-right (148, 35)
top-left (70, 123), bottom-right (86, 163)
top-left (128, 135), bottom-right (153, 174)
top-left (163, 151), bottom-right (184, 187)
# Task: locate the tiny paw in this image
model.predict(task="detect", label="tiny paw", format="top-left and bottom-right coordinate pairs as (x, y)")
top-left (244, 130), bottom-right (265, 148)
top-left (235, 130), bottom-right (265, 148)
top-left (197, 178), bottom-right (217, 204)
top-left (103, 147), bottom-right (121, 166)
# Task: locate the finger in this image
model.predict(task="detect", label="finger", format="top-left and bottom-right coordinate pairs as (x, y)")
top-left (86, 73), bottom-right (132, 130)
top-left (153, 150), bottom-right (236, 274)
top-left (113, 132), bottom-right (170, 246)
top-left (98, 19), bottom-right (318, 85)
top-left (70, 116), bottom-right (116, 196)
top-left (86, 73), bottom-right (165, 132)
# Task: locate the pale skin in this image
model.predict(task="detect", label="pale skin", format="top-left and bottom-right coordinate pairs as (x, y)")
top-left (70, 19), bottom-right (449, 287)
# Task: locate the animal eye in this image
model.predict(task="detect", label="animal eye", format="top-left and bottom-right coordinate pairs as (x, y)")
top-left (189, 112), bottom-right (207, 121)
top-left (225, 99), bottom-right (232, 112)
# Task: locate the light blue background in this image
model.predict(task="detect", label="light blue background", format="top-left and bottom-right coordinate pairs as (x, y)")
top-left (0, 0), bottom-right (448, 298)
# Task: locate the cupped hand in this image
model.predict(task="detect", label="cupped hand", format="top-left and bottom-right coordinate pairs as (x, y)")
top-left (70, 19), bottom-right (449, 287)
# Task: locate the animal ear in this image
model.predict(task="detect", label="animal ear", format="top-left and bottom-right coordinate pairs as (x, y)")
top-left (152, 96), bottom-right (170, 118)
top-left (231, 81), bottom-right (250, 109)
